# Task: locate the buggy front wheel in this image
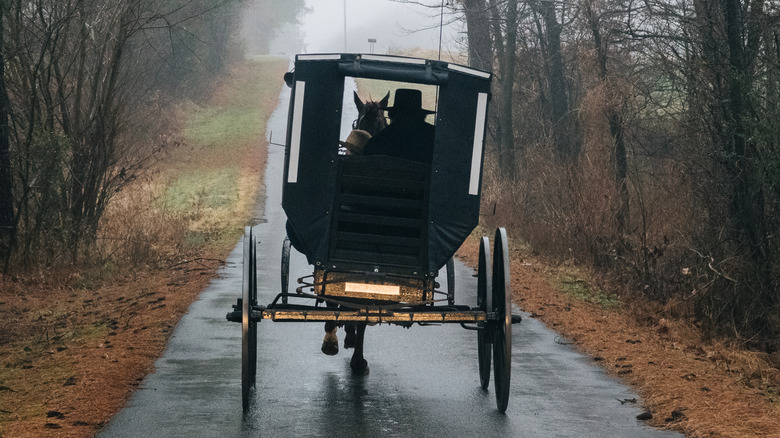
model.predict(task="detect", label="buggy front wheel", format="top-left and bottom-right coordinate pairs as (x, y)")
top-left (492, 227), bottom-right (512, 413)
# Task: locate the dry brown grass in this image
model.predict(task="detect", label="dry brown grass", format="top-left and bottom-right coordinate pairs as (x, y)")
top-left (458, 234), bottom-right (780, 437)
top-left (98, 185), bottom-right (191, 270)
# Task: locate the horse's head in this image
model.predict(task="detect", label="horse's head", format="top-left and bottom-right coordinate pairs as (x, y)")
top-left (353, 91), bottom-right (389, 136)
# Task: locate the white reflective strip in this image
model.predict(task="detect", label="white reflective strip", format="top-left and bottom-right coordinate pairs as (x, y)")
top-left (345, 282), bottom-right (401, 296)
top-left (448, 63), bottom-right (491, 79)
top-left (287, 81), bottom-right (305, 183)
top-left (469, 93), bottom-right (488, 196)
top-left (361, 54), bottom-right (426, 65)
top-left (298, 54), bottom-right (341, 61)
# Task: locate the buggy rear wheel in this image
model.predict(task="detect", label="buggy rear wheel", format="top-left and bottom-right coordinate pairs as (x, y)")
top-left (492, 227), bottom-right (512, 413)
top-left (281, 236), bottom-right (291, 304)
top-left (242, 227), bottom-right (258, 411)
top-left (477, 236), bottom-right (492, 390)
top-left (446, 258), bottom-right (455, 305)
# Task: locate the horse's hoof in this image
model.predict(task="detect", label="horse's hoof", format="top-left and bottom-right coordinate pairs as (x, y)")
top-left (322, 331), bottom-right (339, 355)
top-left (321, 339), bottom-right (339, 356)
top-left (350, 357), bottom-right (369, 374)
top-left (344, 331), bottom-right (356, 349)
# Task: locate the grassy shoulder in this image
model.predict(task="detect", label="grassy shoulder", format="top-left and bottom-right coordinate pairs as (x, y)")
top-left (159, 56), bottom-right (288, 254)
top-left (0, 56), bottom-right (288, 437)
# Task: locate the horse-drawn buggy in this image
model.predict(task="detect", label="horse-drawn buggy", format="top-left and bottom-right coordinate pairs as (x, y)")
top-left (226, 53), bottom-right (521, 412)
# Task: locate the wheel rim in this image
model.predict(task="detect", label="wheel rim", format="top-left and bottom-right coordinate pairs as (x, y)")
top-left (477, 236), bottom-right (492, 390)
top-left (492, 227), bottom-right (512, 413)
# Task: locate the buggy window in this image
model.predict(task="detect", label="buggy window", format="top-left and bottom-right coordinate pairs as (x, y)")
top-left (339, 78), bottom-right (438, 154)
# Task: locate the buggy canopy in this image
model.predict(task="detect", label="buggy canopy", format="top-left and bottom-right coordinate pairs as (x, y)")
top-left (282, 53), bottom-right (491, 276)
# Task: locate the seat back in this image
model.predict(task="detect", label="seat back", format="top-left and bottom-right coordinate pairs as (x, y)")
top-left (328, 156), bottom-right (429, 272)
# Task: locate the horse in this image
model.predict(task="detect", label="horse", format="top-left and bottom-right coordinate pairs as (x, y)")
top-left (352, 90), bottom-right (389, 135)
top-left (321, 90), bottom-right (389, 374)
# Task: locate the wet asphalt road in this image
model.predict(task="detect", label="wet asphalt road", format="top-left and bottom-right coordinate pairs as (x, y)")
top-left (99, 78), bottom-right (682, 437)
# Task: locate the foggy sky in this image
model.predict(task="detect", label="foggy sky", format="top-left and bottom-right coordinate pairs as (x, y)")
top-left (271, 0), bottom-right (464, 55)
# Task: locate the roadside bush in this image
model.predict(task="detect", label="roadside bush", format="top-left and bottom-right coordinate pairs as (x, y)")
top-left (481, 87), bottom-right (779, 351)
top-left (98, 184), bottom-right (191, 273)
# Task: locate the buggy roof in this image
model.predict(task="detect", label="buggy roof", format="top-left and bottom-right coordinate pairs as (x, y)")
top-left (282, 53), bottom-right (491, 274)
top-left (288, 53), bottom-right (491, 85)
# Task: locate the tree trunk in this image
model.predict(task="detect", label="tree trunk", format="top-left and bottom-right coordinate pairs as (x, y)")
top-left (723, 0), bottom-right (774, 339)
top-left (0, 3), bottom-right (15, 244)
top-left (539, 0), bottom-right (575, 161)
top-left (610, 112), bottom-right (629, 234)
top-left (691, 0), bottom-right (775, 344)
top-left (462, 0), bottom-right (492, 72)
top-left (496, 0), bottom-right (517, 171)
top-left (585, 1), bottom-right (629, 234)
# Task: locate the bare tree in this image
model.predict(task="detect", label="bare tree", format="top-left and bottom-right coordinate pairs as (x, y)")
top-left (531, 0), bottom-right (579, 161)
top-left (682, 0), bottom-right (775, 342)
top-left (0, 1), bottom-right (14, 265)
top-left (2, 0), bottom-right (250, 265)
top-left (457, 0), bottom-right (779, 348)
top-left (582, 0), bottom-right (630, 233)
top-left (486, 0), bottom-right (519, 171)
top-left (0, 2), bottom-right (12, 230)
top-left (461, 0), bottom-right (493, 71)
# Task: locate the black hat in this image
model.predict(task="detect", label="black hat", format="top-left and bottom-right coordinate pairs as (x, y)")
top-left (384, 89), bottom-right (435, 117)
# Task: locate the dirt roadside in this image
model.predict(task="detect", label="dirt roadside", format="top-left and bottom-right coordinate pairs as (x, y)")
top-left (457, 235), bottom-right (780, 438)
top-left (0, 269), bottom-right (219, 437)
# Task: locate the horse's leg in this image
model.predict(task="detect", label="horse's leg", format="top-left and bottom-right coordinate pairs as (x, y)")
top-left (349, 324), bottom-right (368, 374)
top-left (344, 323), bottom-right (356, 349)
top-left (321, 302), bottom-right (339, 356)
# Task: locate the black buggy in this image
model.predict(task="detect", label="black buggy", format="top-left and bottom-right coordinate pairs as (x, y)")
top-left (227, 53), bottom-right (521, 412)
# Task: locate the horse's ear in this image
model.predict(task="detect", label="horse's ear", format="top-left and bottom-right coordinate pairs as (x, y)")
top-left (353, 91), bottom-right (364, 111)
top-left (379, 91), bottom-right (390, 108)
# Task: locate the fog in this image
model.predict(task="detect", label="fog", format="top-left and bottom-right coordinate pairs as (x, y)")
top-left (269, 0), bottom-right (464, 56)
